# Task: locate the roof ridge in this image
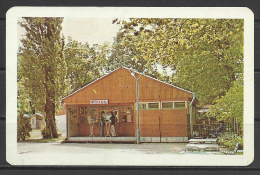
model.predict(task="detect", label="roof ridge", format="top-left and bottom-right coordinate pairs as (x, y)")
top-left (62, 66), bottom-right (123, 100)
top-left (62, 66), bottom-right (194, 101)
top-left (121, 66), bottom-right (193, 94)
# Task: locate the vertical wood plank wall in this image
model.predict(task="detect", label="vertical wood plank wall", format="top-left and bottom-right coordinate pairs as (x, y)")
top-left (63, 67), bottom-right (194, 138)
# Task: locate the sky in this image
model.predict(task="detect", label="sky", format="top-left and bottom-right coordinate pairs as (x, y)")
top-left (61, 18), bottom-right (121, 46)
top-left (17, 17), bottom-right (170, 74)
top-left (18, 18), bottom-right (121, 47)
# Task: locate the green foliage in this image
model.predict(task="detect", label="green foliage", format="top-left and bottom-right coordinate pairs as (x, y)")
top-left (41, 125), bottom-right (52, 139)
top-left (17, 112), bottom-right (32, 141)
top-left (113, 18), bottom-right (244, 105)
top-left (209, 78), bottom-right (243, 129)
top-left (18, 17), bottom-right (66, 113)
top-left (18, 17), bottom-right (66, 138)
top-left (218, 133), bottom-right (243, 150)
top-left (64, 37), bottom-right (107, 93)
top-left (105, 34), bottom-right (162, 79)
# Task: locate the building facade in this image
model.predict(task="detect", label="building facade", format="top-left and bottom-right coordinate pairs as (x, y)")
top-left (30, 113), bottom-right (45, 129)
top-left (62, 67), bottom-right (198, 142)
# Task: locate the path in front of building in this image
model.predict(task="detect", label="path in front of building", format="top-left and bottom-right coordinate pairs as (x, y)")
top-left (17, 142), bottom-right (187, 155)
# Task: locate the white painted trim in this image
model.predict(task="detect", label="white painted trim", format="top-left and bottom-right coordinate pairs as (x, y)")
top-left (161, 101), bottom-right (187, 109)
top-left (137, 101), bottom-right (161, 110)
top-left (147, 102), bottom-right (160, 110)
top-left (174, 101), bottom-right (187, 109)
top-left (140, 137), bottom-right (189, 143)
top-left (121, 66), bottom-right (194, 94)
top-left (161, 101), bottom-right (174, 109)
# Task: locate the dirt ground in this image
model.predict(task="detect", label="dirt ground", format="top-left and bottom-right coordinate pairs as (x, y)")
top-left (17, 142), bottom-right (187, 155)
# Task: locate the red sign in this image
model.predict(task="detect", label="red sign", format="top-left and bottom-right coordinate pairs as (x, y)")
top-left (90, 100), bottom-right (108, 104)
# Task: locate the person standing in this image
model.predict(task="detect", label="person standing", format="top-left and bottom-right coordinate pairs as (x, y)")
top-left (110, 111), bottom-right (116, 137)
top-left (100, 111), bottom-right (105, 137)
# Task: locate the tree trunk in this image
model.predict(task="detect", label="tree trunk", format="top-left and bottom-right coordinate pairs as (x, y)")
top-left (45, 95), bottom-right (58, 138)
top-left (45, 64), bottom-right (58, 138)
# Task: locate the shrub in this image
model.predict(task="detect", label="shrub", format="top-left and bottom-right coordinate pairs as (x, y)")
top-left (218, 133), bottom-right (243, 150)
top-left (41, 125), bottom-right (52, 139)
top-left (17, 113), bottom-right (32, 141)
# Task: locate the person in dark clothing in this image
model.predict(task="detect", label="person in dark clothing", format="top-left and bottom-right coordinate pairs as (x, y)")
top-left (110, 111), bottom-right (116, 136)
top-left (214, 122), bottom-right (225, 136)
top-left (100, 111), bottom-right (105, 137)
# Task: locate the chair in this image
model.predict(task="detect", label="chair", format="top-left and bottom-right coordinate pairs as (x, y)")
top-left (221, 142), bottom-right (240, 155)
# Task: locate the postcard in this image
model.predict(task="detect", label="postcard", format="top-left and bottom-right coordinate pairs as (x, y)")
top-left (6, 7), bottom-right (254, 166)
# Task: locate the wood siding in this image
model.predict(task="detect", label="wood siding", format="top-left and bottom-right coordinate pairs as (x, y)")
top-left (137, 109), bottom-right (188, 137)
top-left (63, 67), bottom-right (193, 105)
top-left (63, 67), bottom-right (195, 138)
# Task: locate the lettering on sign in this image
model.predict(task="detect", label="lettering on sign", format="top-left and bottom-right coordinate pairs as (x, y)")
top-left (90, 100), bottom-right (109, 104)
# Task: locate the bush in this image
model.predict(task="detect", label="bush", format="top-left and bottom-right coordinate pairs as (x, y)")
top-left (218, 133), bottom-right (243, 150)
top-left (17, 113), bottom-right (32, 141)
top-left (41, 125), bottom-right (52, 139)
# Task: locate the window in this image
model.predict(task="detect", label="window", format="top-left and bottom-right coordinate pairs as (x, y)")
top-left (99, 106), bottom-right (118, 122)
top-left (119, 105), bottom-right (134, 123)
top-left (174, 102), bottom-right (186, 109)
top-left (162, 102), bottom-right (173, 109)
top-left (148, 103), bottom-right (159, 110)
top-left (79, 106), bottom-right (85, 115)
top-left (90, 107), bottom-right (97, 115)
top-left (139, 103), bottom-right (147, 110)
top-left (78, 106), bottom-right (98, 124)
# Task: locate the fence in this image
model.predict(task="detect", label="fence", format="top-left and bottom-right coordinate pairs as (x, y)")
top-left (192, 123), bottom-right (243, 138)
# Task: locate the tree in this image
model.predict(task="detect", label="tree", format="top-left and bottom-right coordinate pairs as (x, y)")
top-left (17, 112), bottom-right (32, 141)
top-left (64, 37), bottom-right (110, 93)
top-left (113, 18), bottom-right (244, 105)
top-left (18, 17), bottom-right (66, 138)
top-left (17, 100), bottom-right (32, 141)
top-left (208, 77), bottom-right (243, 131)
top-left (106, 34), bottom-right (162, 78)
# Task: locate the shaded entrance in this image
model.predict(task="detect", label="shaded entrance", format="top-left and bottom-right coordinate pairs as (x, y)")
top-left (77, 104), bottom-right (134, 137)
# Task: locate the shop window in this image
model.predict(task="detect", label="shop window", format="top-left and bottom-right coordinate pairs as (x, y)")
top-left (85, 106), bottom-right (89, 114)
top-left (99, 106), bottom-right (118, 122)
top-left (87, 115), bottom-right (97, 124)
top-left (174, 102), bottom-right (186, 109)
top-left (119, 105), bottom-right (134, 122)
top-left (148, 102), bottom-right (159, 110)
top-left (90, 106), bottom-right (97, 115)
top-left (79, 106), bottom-right (85, 115)
top-left (138, 103), bottom-right (147, 110)
top-left (78, 106), bottom-right (98, 124)
top-left (162, 102), bottom-right (173, 109)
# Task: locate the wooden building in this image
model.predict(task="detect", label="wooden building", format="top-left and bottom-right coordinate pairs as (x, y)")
top-left (62, 67), bottom-right (198, 142)
top-left (25, 113), bottom-right (45, 129)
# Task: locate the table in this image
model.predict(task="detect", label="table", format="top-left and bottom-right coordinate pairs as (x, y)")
top-left (188, 138), bottom-right (217, 144)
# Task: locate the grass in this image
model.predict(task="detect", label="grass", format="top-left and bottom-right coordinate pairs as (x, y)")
top-left (236, 152), bottom-right (243, 155)
top-left (18, 136), bottom-right (66, 143)
top-left (18, 129), bottom-right (66, 143)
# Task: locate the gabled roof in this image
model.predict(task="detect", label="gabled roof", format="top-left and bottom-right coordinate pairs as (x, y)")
top-left (62, 66), bottom-right (195, 101)
top-left (23, 113), bottom-right (44, 118)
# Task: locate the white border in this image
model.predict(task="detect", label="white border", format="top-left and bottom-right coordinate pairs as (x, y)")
top-left (6, 7), bottom-right (254, 166)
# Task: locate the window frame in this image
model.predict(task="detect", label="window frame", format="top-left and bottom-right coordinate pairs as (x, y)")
top-left (173, 101), bottom-right (187, 109)
top-left (147, 102), bottom-right (160, 110)
top-left (161, 101), bottom-right (174, 110)
top-left (138, 103), bottom-right (147, 110)
top-left (119, 104), bottom-right (134, 123)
